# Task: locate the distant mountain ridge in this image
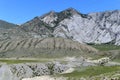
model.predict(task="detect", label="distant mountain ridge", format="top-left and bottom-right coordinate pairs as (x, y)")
top-left (1, 8), bottom-right (120, 45)
top-left (0, 20), bottom-right (18, 29)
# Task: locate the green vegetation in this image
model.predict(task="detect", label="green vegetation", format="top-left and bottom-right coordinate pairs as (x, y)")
top-left (90, 44), bottom-right (120, 51)
top-left (113, 59), bottom-right (120, 62)
top-left (61, 66), bottom-right (120, 78)
top-left (0, 57), bottom-right (69, 64)
top-left (0, 59), bottom-right (50, 64)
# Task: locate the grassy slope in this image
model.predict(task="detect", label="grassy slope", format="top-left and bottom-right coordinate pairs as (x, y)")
top-left (60, 66), bottom-right (120, 79)
top-left (0, 59), bottom-right (52, 64)
top-left (89, 44), bottom-right (120, 62)
top-left (90, 44), bottom-right (120, 51)
top-left (113, 59), bottom-right (120, 62)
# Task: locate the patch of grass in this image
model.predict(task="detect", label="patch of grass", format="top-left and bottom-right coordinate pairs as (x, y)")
top-left (0, 59), bottom-right (49, 64)
top-left (90, 44), bottom-right (120, 51)
top-left (61, 66), bottom-right (120, 78)
top-left (113, 59), bottom-right (120, 62)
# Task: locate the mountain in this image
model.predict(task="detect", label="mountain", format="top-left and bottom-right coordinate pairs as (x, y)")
top-left (0, 19), bottom-right (31, 41)
top-left (0, 20), bottom-right (17, 29)
top-left (1, 8), bottom-right (120, 45)
top-left (21, 8), bottom-right (120, 45)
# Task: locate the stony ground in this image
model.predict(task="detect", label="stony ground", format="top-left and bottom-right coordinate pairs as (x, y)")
top-left (0, 56), bottom-right (119, 80)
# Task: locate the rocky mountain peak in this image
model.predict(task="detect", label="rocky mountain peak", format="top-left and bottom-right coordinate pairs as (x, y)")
top-left (48, 10), bottom-right (56, 15)
top-left (39, 11), bottom-right (57, 27)
top-left (40, 10), bottom-right (56, 19)
top-left (62, 8), bottom-right (79, 14)
top-left (59, 8), bottom-right (79, 17)
top-left (111, 10), bottom-right (120, 13)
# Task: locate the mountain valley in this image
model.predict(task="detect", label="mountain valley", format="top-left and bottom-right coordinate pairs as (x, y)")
top-left (0, 8), bottom-right (120, 80)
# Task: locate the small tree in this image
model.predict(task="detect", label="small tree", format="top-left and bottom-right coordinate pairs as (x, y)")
top-left (46, 62), bottom-right (55, 75)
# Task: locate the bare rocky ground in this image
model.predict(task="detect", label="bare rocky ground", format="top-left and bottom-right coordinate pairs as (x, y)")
top-left (22, 74), bottom-right (120, 80)
top-left (22, 76), bottom-right (66, 80)
top-left (0, 38), bottom-right (97, 58)
top-left (0, 56), bottom-right (119, 80)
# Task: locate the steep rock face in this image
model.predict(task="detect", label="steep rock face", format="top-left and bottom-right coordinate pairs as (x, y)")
top-left (21, 8), bottom-right (120, 45)
top-left (53, 9), bottom-right (120, 45)
top-left (40, 11), bottom-right (58, 27)
top-left (0, 38), bottom-right (97, 58)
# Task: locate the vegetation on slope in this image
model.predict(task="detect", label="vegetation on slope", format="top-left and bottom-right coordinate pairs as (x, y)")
top-left (89, 44), bottom-right (120, 51)
top-left (0, 59), bottom-right (40, 64)
top-left (60, 66), bottom-right (120, 79)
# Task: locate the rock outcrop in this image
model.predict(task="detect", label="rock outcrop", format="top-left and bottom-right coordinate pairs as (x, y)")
top-left (0, 62), bottom-right (69, 80)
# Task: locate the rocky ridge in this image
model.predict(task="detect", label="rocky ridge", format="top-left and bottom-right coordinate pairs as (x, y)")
top-left (21, 8), bottom-right (120, 45)
top-left (0, 38), bottom-right (97, 58)
top-left (1, 8), bottom-right (120, 45)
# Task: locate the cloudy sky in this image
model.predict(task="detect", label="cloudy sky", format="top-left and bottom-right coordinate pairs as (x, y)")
top-left (0, 0), bottom-right (120, 24)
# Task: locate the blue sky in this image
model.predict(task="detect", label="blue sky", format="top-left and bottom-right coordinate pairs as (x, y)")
top-left (0, 0), bottom-right (120, 24)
